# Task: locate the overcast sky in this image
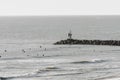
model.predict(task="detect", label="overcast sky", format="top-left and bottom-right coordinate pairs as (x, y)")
top-left (0, 0), bottom-right (120, 16)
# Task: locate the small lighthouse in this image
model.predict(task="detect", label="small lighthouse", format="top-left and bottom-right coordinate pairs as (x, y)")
top-left (68, 30), bottom-right (72, 39)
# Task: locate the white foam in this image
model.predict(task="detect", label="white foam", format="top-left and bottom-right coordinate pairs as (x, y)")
top-left (103, 78), bottom-right (120, 80)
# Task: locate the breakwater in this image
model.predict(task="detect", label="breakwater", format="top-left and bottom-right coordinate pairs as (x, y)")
top-left (54, 39), bottom-right (120, 46)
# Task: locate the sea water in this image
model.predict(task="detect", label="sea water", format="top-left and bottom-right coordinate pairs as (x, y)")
top-left (0, 16), bottom-right (120, 80)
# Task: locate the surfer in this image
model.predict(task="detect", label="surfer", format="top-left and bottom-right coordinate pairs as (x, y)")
top-left (40, 46), bottom-right (42, 48)
top-left (4, 50), bottom-right (7, 52)
top-left (22, 49), bottom-right (25, 53)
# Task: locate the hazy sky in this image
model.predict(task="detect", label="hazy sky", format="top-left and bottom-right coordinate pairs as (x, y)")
top-left (0, 0), bottom-right (120, 16)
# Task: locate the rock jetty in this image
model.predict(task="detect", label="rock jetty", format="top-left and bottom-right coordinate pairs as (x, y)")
top-left (54, 31), bottom-right (120, 46)
top-left (54, 39), bottom-right (120, 46)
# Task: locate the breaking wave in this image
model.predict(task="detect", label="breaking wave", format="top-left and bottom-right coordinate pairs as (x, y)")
top-left (36, 66), bottom-right (60, 74)
top-left (71, 59), bottom-right (109, 64)
top-left (0, 66), bottom-right (60, 80)
top-left (0, 77), bottom-right (9, 80)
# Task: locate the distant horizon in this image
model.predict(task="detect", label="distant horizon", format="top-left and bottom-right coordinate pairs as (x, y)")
top-left (0, 15), bottom-right (120, 17)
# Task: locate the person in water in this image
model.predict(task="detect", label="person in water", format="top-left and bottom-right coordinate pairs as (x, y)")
top-left (4, 50), bottom-right (7, 52)
top-left (40, 46), bottom-right (42, 48)
top-left (22, 49), bottom-right (25, 53)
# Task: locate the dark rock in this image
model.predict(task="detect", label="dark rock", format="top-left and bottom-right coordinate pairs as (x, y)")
top-left (54, 39), bottom-right (120, 46)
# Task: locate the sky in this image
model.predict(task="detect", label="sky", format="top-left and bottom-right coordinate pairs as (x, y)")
top-left (0, 0), bottom-right (120, 16)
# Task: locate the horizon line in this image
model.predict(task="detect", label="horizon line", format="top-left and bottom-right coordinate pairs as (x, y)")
top-left (0, 15), bottom-right (120, 17)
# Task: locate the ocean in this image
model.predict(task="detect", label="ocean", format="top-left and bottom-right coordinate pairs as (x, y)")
top-left (0, 16), bottom-right (120, 80)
